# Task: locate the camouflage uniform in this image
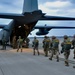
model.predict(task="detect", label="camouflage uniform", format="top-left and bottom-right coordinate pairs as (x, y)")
top-left (42, 36), bottom-right (47, 55)
top-left (43, 36), bottom-right (51, 57)
top-left (72, 35), bottom-right (75, 68)
top-left (62, 35), bottom-right (71, 66)
top-left (17, 36), bottom-right (23, 52)
top-left (71, 35), bottom-right (75, 59)
top-left (49, 36), bottom-right (59, 62)
top-left (32, 37), bottom-right (39, 55)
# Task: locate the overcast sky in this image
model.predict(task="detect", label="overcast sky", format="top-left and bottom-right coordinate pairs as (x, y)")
top-left (0, 0), bottom-right (75, 37)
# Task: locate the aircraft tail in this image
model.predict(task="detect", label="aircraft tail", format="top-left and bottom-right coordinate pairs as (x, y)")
top-left (22, 0), bottom-right (38, 13)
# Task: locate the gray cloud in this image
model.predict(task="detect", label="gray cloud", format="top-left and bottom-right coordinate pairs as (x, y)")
top-left (0, 0), bottom-right (23, 13)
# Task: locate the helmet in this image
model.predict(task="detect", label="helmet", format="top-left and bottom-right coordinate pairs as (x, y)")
top-left (34, 36), bottom-right (36, 39)
top-left (64, 35), bottom-right (68, 39)
top-left (44, 36), bottom-right (47, 38)
top-left (19, 36), bottom-right (21, 38)
top-left (52, 36), bottom-right (56, 39)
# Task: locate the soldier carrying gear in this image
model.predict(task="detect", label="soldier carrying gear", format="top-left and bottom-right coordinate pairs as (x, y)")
top-left (32, 37), bottom-right (39, 55)
top-left (71, 34), bottom-right (75, 59)
top-left (43, 36), bottom-right (47, 48)
top-left (71, 34), bottom-right (75, 68)
top-left (62, 35), bottom-right (71, 66)
top-left (17, 36), bottom-right (23, 52)
top-left (49, 36), bottom-right (59, 62)
top-left (43, 36), bottom-right (51, 57)
top-left (43, 36), bottom-right (47, 54)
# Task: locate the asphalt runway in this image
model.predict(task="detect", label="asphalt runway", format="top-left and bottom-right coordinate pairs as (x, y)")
top-left (0, 48), bottom-right (75, 75)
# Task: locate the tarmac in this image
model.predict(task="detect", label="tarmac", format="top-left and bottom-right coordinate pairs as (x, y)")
top-left (0, 46), bottom-right (75, 75)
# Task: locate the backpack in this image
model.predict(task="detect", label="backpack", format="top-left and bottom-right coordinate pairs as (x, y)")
top-left (53, 39), bottom-right (59, 48)
top-left (64, 42), bottom-right (71, 50)
top-left (33, 39), bottom-right (39, 47)
top-left (44, 39), bottom-right (50, 48)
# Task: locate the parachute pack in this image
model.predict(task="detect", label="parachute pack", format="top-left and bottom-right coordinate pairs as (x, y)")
top-left (64, 41), bottom-right (71, 50)
top-left (53, 39), bottom-right (59, 48)
top-left (33, 39), bottom-right (39, 47)
top-left (44, 39), bottom-right (50, 48)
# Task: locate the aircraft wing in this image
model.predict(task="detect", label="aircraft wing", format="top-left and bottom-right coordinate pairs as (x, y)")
top-left (34, 26), bottom-right (75, 29)
top-left (0, 13), bottom-right (24, 19)
top-left (40, 15), bottom-right (75, 20)
top-left (33, 25), bottom-right (75, 35)
top-left (0, 13), bottom-right (75, 20)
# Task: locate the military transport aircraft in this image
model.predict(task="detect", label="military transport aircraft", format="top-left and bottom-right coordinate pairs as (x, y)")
top-left (0, 0), bottom-right (75, 44)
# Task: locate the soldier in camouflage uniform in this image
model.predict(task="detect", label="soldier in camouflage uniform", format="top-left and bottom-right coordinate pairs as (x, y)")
top-left (42, 36), bottom-right (47, 55)
top-left (32, 37), bottom-right (39, 55)
top-left (71, 34), bottom-right (75, 59)
top-left (49, 36), bottom-right (59, 62)
top-left (62, 35), bottom-right (71, 66)
top-left (17, 36), bottom-right (23, 52)
top-left (72, 35), bottom-right (75, 68)
top-left (43, 36), bottom-right (51, 57)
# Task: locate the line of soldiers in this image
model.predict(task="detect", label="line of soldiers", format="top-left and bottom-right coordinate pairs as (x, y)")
top-left (42, 36), bottom-right (59, 62)
top-left (32, 35), bottom-right (75, 68)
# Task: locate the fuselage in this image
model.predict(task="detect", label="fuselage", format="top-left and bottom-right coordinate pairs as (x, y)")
top-left (9, 10), bottom-right (43, 43)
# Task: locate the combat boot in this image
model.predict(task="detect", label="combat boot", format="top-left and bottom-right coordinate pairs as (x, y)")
top-left (65, 61), bottom-right (69, 66)
top-left (56, 57), bottom-right (59, 62)
top-left (73, 57), bottom-right (75, 59)
top-left (73, 66), bottom-right (75, 68)
top-left (38, 52), bottom-right (40, 56)
top-left (17, 49), bottom-right (19, 52)
top-left (49, 58), bottom-right (52, 60)
top-left (45, 55), bottom-right (48, 57)
top-left (21, 49), bottom-right (22, 52)
top-left (57, 59), bottom-right (59, 62)
top-left (33, 51), bottom-right (35, 55)
top-left (45, 53), bottom-right (47, 57)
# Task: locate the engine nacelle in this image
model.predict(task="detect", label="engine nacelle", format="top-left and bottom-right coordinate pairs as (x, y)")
top-left (36, 30), bottom-right (49, 35)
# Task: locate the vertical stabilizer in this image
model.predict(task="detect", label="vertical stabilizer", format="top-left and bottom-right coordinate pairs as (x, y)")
top-left (22, 0), bottom-right (38, 13)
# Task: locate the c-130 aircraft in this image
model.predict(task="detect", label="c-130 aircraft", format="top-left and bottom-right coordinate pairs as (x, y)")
top-left (0, 0), bottom-right (75, 44)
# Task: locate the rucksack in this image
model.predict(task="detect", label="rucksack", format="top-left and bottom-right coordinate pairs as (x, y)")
top-left (53, 39), bottom-right (59, 48)
top-left (44, 39), bottom-right (50, 48)
top-left (33, 39), bottom-right (39, 47)
top-left (64, 42), bottom-right (71, 50)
